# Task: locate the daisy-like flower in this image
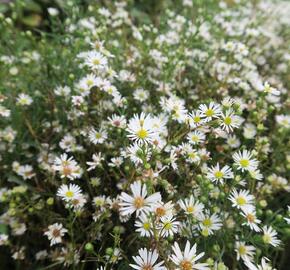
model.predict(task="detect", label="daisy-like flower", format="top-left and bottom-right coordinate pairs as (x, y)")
top-left (88, 128), bottom-right (108, 144)
top-left (187, 110), bottom-right (205, 128)
top-left (198, 212), bottom-right (222, 236)
top-left (126, 142), bottom-right (152, 165)
top-left (170, 241), bottom-right (209, 270)
top-left (241, 209), bottom-right (261, 232)
top-left (57, 184), bottom-right (82, 202)
top-left (158, 215), bottom-right (180, 237)
top-left (233, 150), bottom-right (259, 172)
top-left (44, 223), bottom-right (67, 246)
top-left (130, 248), bottom-right (166, 270)
top-left (199, 102), bottom-right (221, 122)
top-left (16, 93), bottom-right (33, 106)
top-left (152, 201), bottom-right (175, 218)
top-left (119, 181), bottom-right (161, 217)
top-left (229, 189), bottom-right (255, 212)
top-left (127, 113), bottom-right (157, 144)
top-left (235, 241), bottom-right (256, 262)
top-left (135, 213), bottom-right (153, 237)
top-left (187, 130), bottom-right (206, 145)
top-left (262, 226), bottom-right (281, 247)
top-left (220, 109), bottom-right (242, 132)
top-left (207, 163), bottom-right (233, 184)
top-left (53, 153), bottom-right (82, 180)
top-left (244, 257), bottom-right (276, 270)
top-left (179, 196), bottom-right (204, 218)
top-left (108, 114), bottom-right (127, 128)
top-left (263, 82), bottom-right (280, 96)
top-left (84, 51), bottom-right (108, 70)
top-left (86, 153), bottom-right (104, 171)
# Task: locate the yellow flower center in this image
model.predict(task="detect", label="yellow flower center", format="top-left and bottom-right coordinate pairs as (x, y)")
top-left (236, 196), bottom-right (246, 206)
top-left (191, 135), bottom-right (199, 142)
top-left (134, 197), bottom-right (144, 209)
top-left (263, 234), bottom-right (271, 244)
top-left (205, 109), bottom-right (214, 117)
top-left (240, 159), bottom-right (249, 168)
top-left (143, 222), bottom-right (151, 231)
top-left (163, 222), bottom-right (172, 230)
top-left (193, 116), bottom-right (200, 123)
top-left (136, 129), bottom-right (148, 139)
top-left (214, 171), bottom-right (224, 179)
top-left (95, 132), bottom-right (102, 139)
top-left (93, 58), bottom-right (100, 65)
top-left (87, 79), bottom-right (94, 86)
top-left (238, 246), bottom-right (246, 255)
top-left (186, 206), bottom-right (195, 213)
top-left (65, 191), bottom-right (74, 198)
top-left (224, 116), bottom-right (232, 125)
top-left (180, 260), bottom-right (192, 270)
top-left (203, 218), bottom-right (212, 227)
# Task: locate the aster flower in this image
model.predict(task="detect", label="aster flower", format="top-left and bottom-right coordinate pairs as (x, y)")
top-left (198, 212), bottom-right (222, 236)
top-left (57, 184), bottom-right (82, 202)
top-left (170, 241), bottom-right (209, 270)
top-left (44, 223), bottom-right (67, 246)
top-left (233, 150), bottom-right (259, 172)
top-left (235, 241), bottom-right (256, 262)
top-left (88, 128), bottom-right (108, 144)
top-left (262, 226), bottom-right (281, 247)
top-left (179, 196), bottom-right (204, 218)
top-left (86, 153), bottom-right (104, 171)
top-left (187, 130), bottom-right (206, 145)
top-left (199, 102), bottom-right (221, 121)
top-left (207, 163), bottom-right (233, 184)
top-left (127, 113), bottom-right (157, 144)
top-left (244, 257), bottom-right (276, 270)
top-left (119, 181), bottom-right (161, 217)
top-left (220, 109), bottom-right (242, 132)
top-left (229, 189), bottom-right (255, 212)
top-left (158, 215), bottom-right (180, 237)
top-left (241, 209), bottom-right (261, 232)
top-left (135, 213), bottom-right (153, 237)
top-left (130, 248), bottom-right (166, 270)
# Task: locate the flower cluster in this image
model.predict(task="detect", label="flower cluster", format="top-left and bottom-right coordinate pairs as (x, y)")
top-left (0, 0), bottom-right (289, 269)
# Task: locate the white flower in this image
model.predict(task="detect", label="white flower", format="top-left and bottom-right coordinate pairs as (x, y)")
top-left (244, 257), bottom-right (276, 270)
top-left (44, 223), bottom-right (67, 246)
top-left (16, 93), bottom-right (33, 106)
top-left (108, 114), bottom-right (127, 128)
top-left (262, 226), bottom-right (281, 247)
top-left (187, 130), bottom-right (206, 145)
top-left (158, 215), bottom-right (180, 237)
top-left (135, 214), bottom-right (153, 237)
top-left (241, 209), bottom-right (261, 232)
top-left (127, 113), bottom-right (158, 144)
top-left (229, 189), bottom-right (255, 212)
top-left (179, 196), bottom-right (204, 218)
top-left (233, 150), bottom-right (259, 172)
top-left (220, 109), bottom-right (242, 132)
top-left (89, 128), bottom-right (108, 144)
top-left (53, 153), bottom-right (82, 180)
top-left (243, 123), bottom-right (257, 139)
top-left (199, 102), bottom-right (221, 121)
top-left (57, 184), bottom-right (82, 202)
top-left (235, 241), bottom-right (256, 262)
top-left (198, 212), bottom-right (222, 236)
top-left (207, 163), bottom-right (233, 184)
top-left (170, 241), bottom-right (209, 270)
top-left (187, 110), bottom-right (206, 128)
top-left (263, 82), bottom-right (280, 96)
top-left (119, 181), bottom-right (161, 217)
top-left (86, 153), bottom-right (104, 171)
top-left (130, 248), bottom-right (166, 270)
top-left (84, 51), bottom-right (108, 70)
